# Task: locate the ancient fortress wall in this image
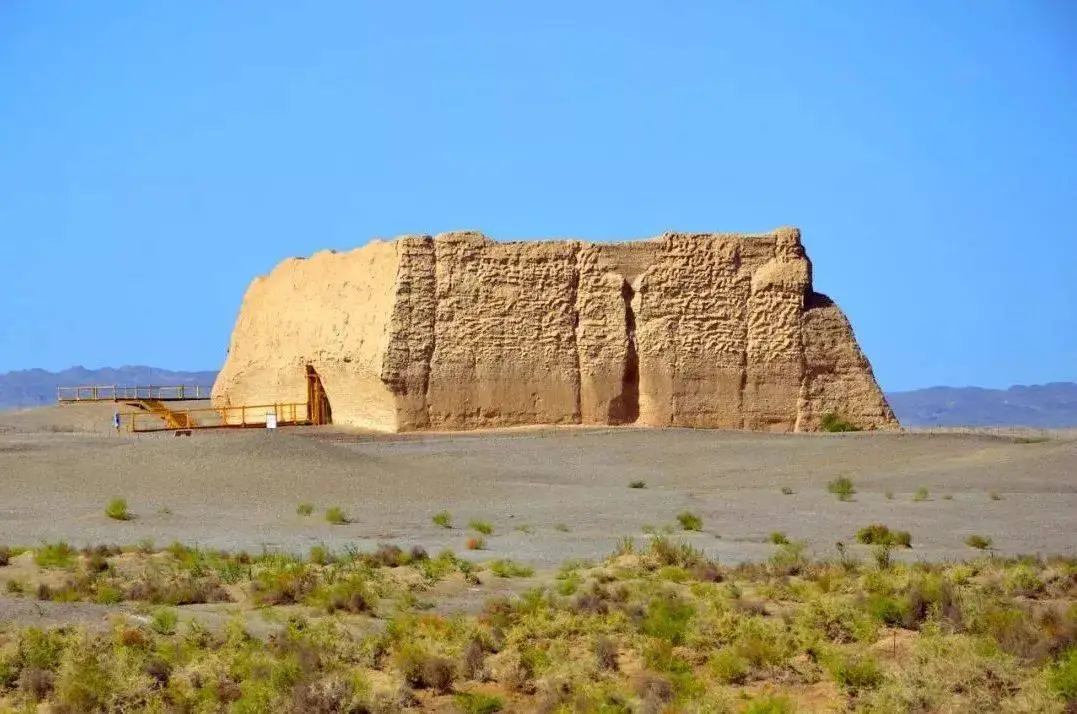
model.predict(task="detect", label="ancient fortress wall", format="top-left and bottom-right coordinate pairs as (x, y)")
top-left (213, 228), bottom-right (897, 432)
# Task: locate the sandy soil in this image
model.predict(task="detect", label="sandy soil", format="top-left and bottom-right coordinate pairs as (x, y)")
top-left (0, 406), bottom-right (1074, 567)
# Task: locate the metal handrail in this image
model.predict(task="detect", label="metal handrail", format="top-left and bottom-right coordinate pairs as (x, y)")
top-left (57, 385), bottom-right (213, 402)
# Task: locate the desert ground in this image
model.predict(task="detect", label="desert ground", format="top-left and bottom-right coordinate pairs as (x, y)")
top-left (1, 405), bottom-right (1077, 712)
top-left (0, 404), bottom-right (1073, 566)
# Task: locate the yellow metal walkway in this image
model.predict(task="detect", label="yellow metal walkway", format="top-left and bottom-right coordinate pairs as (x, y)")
top-left (122, 402), bottom-right (310, 433)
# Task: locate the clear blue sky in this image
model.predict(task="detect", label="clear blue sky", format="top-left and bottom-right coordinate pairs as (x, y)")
top-left (1, 2), bottom-right (1074, 391)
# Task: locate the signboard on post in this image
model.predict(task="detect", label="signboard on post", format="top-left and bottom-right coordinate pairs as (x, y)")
top-left (266, 412), bottom-right (278, 430)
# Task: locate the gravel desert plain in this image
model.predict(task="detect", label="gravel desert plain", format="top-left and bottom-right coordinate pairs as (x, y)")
top-left (1, 404), bottom-right (1074, 565)
top-left (0, 404), bottom-right (1075, 713)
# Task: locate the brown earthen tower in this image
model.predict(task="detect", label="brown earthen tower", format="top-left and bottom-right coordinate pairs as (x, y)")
top-left (213, 228), bottom-right (897, 432)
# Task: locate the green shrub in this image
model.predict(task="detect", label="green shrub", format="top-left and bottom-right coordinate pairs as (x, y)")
top-left (965, 534), bottom-right (993, 550)
top-left (884, 490), bottom-right (894, 499)
top-left (629, 480), bottom-right (647, 489)
top-left (743, 694), bottom-right (795, 714)
top-left (676, 512), bottom-right (703, 532)
top-left (432, 511), bottom-right (452, 529)
top-left (780, 486), bottom-right (794, 495)
top-left (453, 692), bottom-right (504, 713)
top-left (827, 477), bottom-right (856, 501)
top-left (554, 523), bottom-right (570, 533)
top-left (489, 559), bottom-right (534, 578)
top-left (913, 487), bottom-right (929, 502)
top-left (34, 542), bottom-right (77, 569)
top-left (827, 652), bottom-right (883, 693)
top-left (820, 413), bottom-right (860, 432)
top-left (708, 648), bottom-right (749, 684)
top-left (468, 519), bottom-right (493, 535)
top-left (769, 541), bottom-right (808, 576)
top-left (769, 532), bottom-right (790, 545)
top-left (1048, 647), bottom-right (1077, 702)
top-left (105, 497), bottom-right (129, 521)
top-left (865, 593), bottom-right (904, 625)
top-left (856, 524), bottom-right (911, 548)
top-left (321, 575), bottom-right (372, 614)
top-left (641, 596), bottom-right (695, 645)
top-left (872, 544), bottom-right (893, 570)
top-left (309, 544), bottom-right (331, 565)
top-left (150, 608), bottom-right (179, 635)
top-left (55, 650), bottom-right (111, 712)
top-left (990, 491), bottom-right (1003, 501)
top-left (296, 503), bottom-right (314, 516)
top-left (325, 506), bottom-right (348, 525)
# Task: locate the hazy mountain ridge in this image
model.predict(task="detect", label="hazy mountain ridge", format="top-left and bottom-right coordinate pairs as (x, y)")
top-left (2, 367), bottom-right (1074, 427)
top-left (886, 382), bottom-right (1077, 428)
top-left (0, 366), bottom-right (217, 409)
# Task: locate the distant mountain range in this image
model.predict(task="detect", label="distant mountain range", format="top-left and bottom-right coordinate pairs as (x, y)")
top-left (0, 366), bottom-right (217, 409)
top-left (1, 367), bottom-right (1074, 428)
top-left (885, 382), bottom-right (1077, 428)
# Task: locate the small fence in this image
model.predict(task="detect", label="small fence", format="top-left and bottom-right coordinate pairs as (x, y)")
top-left (58, 385), bottom-right (213, 403)
top-left (125, 403), bottom-right (308, 433)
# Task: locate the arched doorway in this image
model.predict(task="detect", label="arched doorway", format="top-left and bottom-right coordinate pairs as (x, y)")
top-left (306, 366), bottom-right (332, 425)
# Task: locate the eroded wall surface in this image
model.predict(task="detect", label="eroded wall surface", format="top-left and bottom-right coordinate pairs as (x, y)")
top-left (214, 228), bottom-right (897, 432)
top-left (212, 241), bottom-right (401, 430)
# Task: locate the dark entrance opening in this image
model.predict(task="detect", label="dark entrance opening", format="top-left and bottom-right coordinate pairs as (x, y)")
top-left (608, 280), bottom-right (640, 425)
top-left (306, 366), bottom-right (332, 425)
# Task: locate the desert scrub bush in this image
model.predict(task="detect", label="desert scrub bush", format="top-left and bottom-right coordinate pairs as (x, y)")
top-left (990, 491), bottom-right (1003, 501)
top-left (966, 534), bottom-right (993, 550)
top-left (856, 524), bottom-right (912, 548)
top-left (33, 542), bottom-right (77, 569)
top-left (489, 559), bottom-right (534, 578)
top-left (780, 486), bottom-right (794, 495)
top-left (708, 648), bottom-right (749, 684)
top-left (820, 412), bottom-right (860, 432)
top-left (104, 497), bottom-right (130, 521)
top-left (395, 644), bottom-right (455, 694)
top-left (454, 691), bottom-right (504, 713)
top-left (0, 545), bottom-right (11, 567)
top-left (593, 635), bottom-right (618, 671)
top-left (1049, 646), bottom-right (1077, 703)
top-left (123, 566), bottom-right (232, 605)
top-left (416, 550), bottom-right (461, 585)
top-left (827, 476), bottom-right (856, 501)
top-left (676, 511), bottom-right (703, 532)
top-left (913, 486), bottom-right (930, 502)
top-left (466, 536), bottom-right (486, 551)
top-left (768, 541), bottom-right (809, 576)
top-left (296, 502), bottom-right (314, 516)
top-left (468, 519), bottom-right (493, 535)
top-left (320, 574), bottom-right (373, 614)
top-left (250, 562), bottom-right (317, 605)
top-left (554, 522), bottom-right (570, 532)
top-left (742, 694), bottom-right (795, 714)
top-left (827, 651), bottom-right (883, 694)
top-left (648, 535), bottom-right (706, 569)
top-left (629, 480), bottom-right (647, 489)
top-left (324, 506), bottom-right (349, 524)
top-left (432, 510), bottom-right (452, 529)
top-left (150, 608), bottom-right (179, 635)
top-left (769, 532), bottom-right (790, 545)
top-left (641, 595), bottom-right (695, 645)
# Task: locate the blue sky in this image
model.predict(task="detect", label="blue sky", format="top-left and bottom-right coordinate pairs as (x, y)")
top-left (1, 1), bottom-right (1074, 391)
